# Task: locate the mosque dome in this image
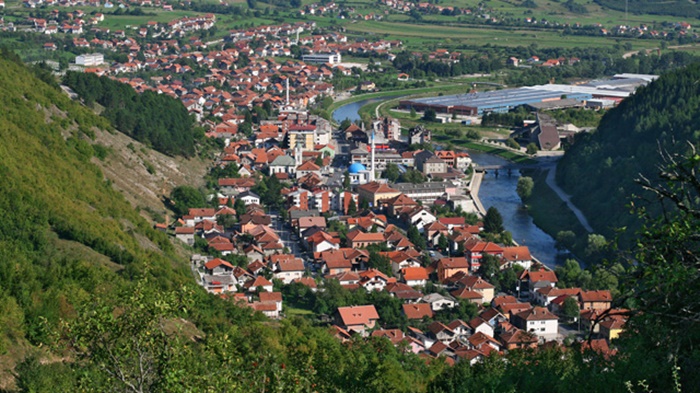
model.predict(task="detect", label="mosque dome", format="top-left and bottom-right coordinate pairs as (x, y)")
top-left (348, 162), bottom-right (367, 174)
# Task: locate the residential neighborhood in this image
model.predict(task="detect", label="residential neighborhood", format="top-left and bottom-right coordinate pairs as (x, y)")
top-left (1, 0), bottom-right (633, 369)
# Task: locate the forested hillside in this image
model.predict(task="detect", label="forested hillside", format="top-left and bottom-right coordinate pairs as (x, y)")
top-left (595, 0), bottom-right (700, 18)
top-left (557, 63), bottom-right (700, 245)
top-left (63, 72), bottom-right (200, 157)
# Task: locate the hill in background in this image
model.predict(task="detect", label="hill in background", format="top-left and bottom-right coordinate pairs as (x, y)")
top-left (557, 63), bottom-right (700, 245)
top-left (595, 0), bottom-right (700, 18)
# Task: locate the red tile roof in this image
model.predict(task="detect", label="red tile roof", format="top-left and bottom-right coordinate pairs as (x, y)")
top-left (402, 303), bottom-right (434, 320)
top-left (579, 290), bottom-right (612, 303)
top-left (515, 306), bottom-right (558, 321)
top-left (337, 305), bottom-right (380, 326)
top-left (204, 258), bottom-right (234, 270)
top-left (402, 267), bottom-right (428, 281)
top-left (438, 257), bottom-right (469, 269)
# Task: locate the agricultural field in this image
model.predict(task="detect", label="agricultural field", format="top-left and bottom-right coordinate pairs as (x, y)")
top-left (345, 20), bottom-right (662, 51)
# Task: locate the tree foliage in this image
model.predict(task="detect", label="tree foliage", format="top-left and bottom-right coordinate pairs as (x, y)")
top-left (516, 176), bottom-right (534, 201)
top-left (63, 72), bottom-right (198, 157)
top-left (483, 207), bottom-right (504, 234)
top-left (558, 63), bottom-right (700, 246)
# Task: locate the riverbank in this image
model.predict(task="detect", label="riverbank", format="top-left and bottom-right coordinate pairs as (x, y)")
top-left (522, 168), bottom-right (591, 260)
top-left (468, 171), bottom-right (486, 216)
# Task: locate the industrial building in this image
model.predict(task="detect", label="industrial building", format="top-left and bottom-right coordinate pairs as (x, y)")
top-left (399, 88), bottom-right (592, 116)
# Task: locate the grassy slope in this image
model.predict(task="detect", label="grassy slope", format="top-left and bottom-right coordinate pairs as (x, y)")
top-left (0, 56), bottom-right (191, 387)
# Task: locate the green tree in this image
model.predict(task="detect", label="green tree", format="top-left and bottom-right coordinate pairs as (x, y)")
top-left (368, 250), bottom-right (393, 276)
top-left (343, 170), bottom-right (350, 190)
top-left (383, 163), bottom-right (401, 182)
top-left (478, 254), bottom-right (500, 285)
top-left (562, 296), bottom-right (579, 322)
top-left (437, 234), bottom-right (449, 252)
top-left (340, 119), bottom-right (352, 130)
top-left (422, 108), bottom-right (437, 122)
top-left (614, 150), bottom-right (700, 389)
top-left (170, 186), bottom-right (206, 217)
top-left (483, 207), bottom-right (504, 234)
top-left (347, 198), bottom-right (357, 216)
top-left (516, 176), bottom-right (534, 202)
top-left (555, 230), bottom-right (576, 251)
top-left (400, 169), bottom-right (427, 184)
top-left (526, 143), bottom-right (538, 155)
top-left (410, 107), bottom-right (417, 119)
top-left (407, 225), bottom-right (427, 250)
top-left (66, 279), bottom-right (195, 393)
top-left (239, 121), bottom-right (253, 137)
top-left (234, 198), bottom-right (246, 217)
top-left (505, 138), bottom-right (520, 149)
top-left (584, 234), bottom-right (607, 258)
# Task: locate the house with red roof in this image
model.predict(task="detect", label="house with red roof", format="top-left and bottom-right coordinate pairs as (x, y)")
top-left (578, 290), bottom-right (612, 311)
top-left (500, 246), bottom-right (533, 270)
top-left (306, 230), bottom-right (340, 253)
top-left (347, 229), bottom-right (384, 248)
top-left (401, 267), bottom-right (428, 287)
top-left (245, 276), bottom-right (273, 293)
top-left (271, 256), bottom-right (305, 284)
top-left (436, 257), bottom-right (470, 282)
top-left (175, 226), bottom-right (195, 245)
top-left (511, 307), bottom-right (558, 338)
top-left (520, 269), bottom-right (558, 299)
top-left (463, 239), bottom-right (504, 272)
top-left (402, 303), bottom-right (434, 320)
top-left (336, 305), bottom-right (380, 336)
top-left (203, 258), bottom-right (234, 275)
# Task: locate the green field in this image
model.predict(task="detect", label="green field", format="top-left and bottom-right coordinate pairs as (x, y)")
top-left (345, 20), bottom-right (662, 51)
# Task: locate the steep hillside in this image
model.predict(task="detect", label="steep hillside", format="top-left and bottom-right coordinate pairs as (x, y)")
top-left (89, 125), bottom-right (208, 221)
top-left (557, 63), bottom-right (700, 245)
top-left (0, 52), bottom-right (194, 387)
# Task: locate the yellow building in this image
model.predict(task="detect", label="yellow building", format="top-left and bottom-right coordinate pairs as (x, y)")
top-left (288, 125), bottom-right (316, 151)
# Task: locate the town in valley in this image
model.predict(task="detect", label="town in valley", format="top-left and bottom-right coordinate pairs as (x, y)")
top-left (4, 0), bottom-right (690, 371)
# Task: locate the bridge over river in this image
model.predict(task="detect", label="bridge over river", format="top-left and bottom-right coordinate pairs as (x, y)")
top-left (475, 163), bottom-right (553, 173)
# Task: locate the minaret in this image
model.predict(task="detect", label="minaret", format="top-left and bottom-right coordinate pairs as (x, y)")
top-left (285, 78), bottom-right (290, 106)
top-left (294, 140), bottom-right (303, 166)
top-left (369, 129), bottom-right (376, 182)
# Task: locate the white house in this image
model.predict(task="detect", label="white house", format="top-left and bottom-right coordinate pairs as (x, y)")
top-left (421, 293), bottom-right (456, 311)
top-left (512, 307), bottom-right (559, 338)
top-left (467, 317), bottom-right (494, 338)
top-left (401, 267), bottom-right (428, 287)
top-left (236, 191), bottom-right (261, 206)
top-left (175, 226), bottom-right (195, 246)
top-left (407, 208), bottom-right (437, 232)
top-left (359, 269), bottom-right (390, 292)
top-left (272, 258), bottom-right (305, 284)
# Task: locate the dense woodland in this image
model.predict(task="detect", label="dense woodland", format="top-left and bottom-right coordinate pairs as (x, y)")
top-left (0, 51), bottom-right (698, 392)
top-left (557, 62), bottom-right (700, 245)
top-left (63, 72), bottom-right (200, 157)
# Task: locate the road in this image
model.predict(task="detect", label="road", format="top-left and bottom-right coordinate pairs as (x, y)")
top-left (270, 210), bottom-right (301, 258)
top-left (544, 165), bottom-right (594, 233)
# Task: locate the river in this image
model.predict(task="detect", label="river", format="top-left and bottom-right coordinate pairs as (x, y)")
top-left (332, 95), bottom-right (404, 123)
top-left (332, 96), bottom-right (562, 267)
top-left (467, 151), bottom-right (561, 267)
